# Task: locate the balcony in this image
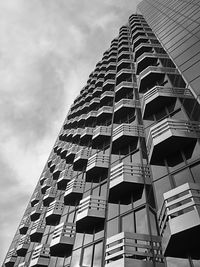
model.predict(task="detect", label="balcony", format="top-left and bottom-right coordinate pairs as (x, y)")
top-left (112, 124), bottom-right (144, 153)
top-left (105, 232), bottom-right (164, 267)
top-left (30, 203), bottom-right (44, 221)
top-left (95, 77), bottom-right (104, 87)
top-left (100, 91), bottom-right (114, 106)
top-left (138, 66), bottom-right (178, 93)
top-left (73, 148), bottom-right (93, 171)
top-left (18, 263), bottom-right (28, 267)
top-left (147, 119), bottom-right (200, 164)
top-left (19, 216), bottom-right (30, 234)
top-left (76, 196), bottom-right (106, 233)
top-left (4, 249), bottom-right (17, 267)
top-left (85, 111), bottom-right (97, 124)
top-left (31, 191), bottom-right (41, 207)
top-left (52, 161), bottom-right (66, 180)
top-left (135, 43), bottom-right (162, 61)
top-left (30, 244), bottom-right (50, 267)
top-left (136, 52), bottom-right (168, 74)
top-left (50, 222), bottom-right (76, 257)
top-left (97, 106), bottom-right (113, 122)
top-left (80, 127), bottom-right (94, 143)
top-left (102, 79), bottom-right (115, 91)
top-left (116, 68), bottom-right (132, 83)
top-left (64, 178), bottom-right (85, 205)
top-left (72, 128), bottom-right (82, 142)
top-left (159, 182), bottom-right (200, 259)
top-left (30, 218), bottom-right (45, 242)
top-left (46, 200), bottom-right (64, 225)
top-left (115, 81), bottom-right (134, 101)
top-left (109, 162), bottom-right (150, 203)
top-left (93, 87), bottom-right (102, 97)
top-left (142, 86), bottom-right (193, 119)
top-left (57, 169), bottom-right (74, 190)
top-left (43, 186), bottom-right (57, 206)
top-left (114, 99), bottom-right (140, 121)
top-left (41, 178), bottom-right (52, 194)
top-left (89, 97), bottom-right (100, 110)
top-left (86, 153), bottom-right (109, 179)
top-left (65, 145), bottom-right (81, 163)
top-left (16, 235), bottom-right (30, 256)
top-left (92, 126), bottom-right (111, 147)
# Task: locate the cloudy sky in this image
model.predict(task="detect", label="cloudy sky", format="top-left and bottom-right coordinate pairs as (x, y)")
top-left (0, 0), bottom-right (142, 263)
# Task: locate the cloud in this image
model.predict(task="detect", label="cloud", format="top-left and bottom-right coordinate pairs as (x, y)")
top-left (0, 0), bottom-right (140, 264)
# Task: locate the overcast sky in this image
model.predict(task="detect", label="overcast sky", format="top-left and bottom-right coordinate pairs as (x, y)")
top-left (0, 0), bottom-right (142, 263)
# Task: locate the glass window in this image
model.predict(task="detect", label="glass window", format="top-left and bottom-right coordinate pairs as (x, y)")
top-left (82, 245), bottom-right (93, 267)
top-left (121, 212), bottom-right (135, 232)
top-left (107, 217), bottom-right (119, 238)
top-left (190, 162), bottom-right (200, 183)
top-left (93, 241), bottom-right (103, 267)
top-left (173, 168), bottom-right (194, 186)
top-left (135, 208), bottom-right (148, 234)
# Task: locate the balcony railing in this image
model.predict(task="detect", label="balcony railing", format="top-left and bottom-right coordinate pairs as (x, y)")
top-left (50, 222), bottom-right (76, 257)
top-left (30, 244), bottom-right (50, 267)
top-left (112, 124), bottom-right (144, 152)
top-left (64, 178), bottom-right (85, 205)
top-left (147, 119), bottom-right (200, 164)
top-left (30, 218), bottom-right (45, 242)
top-left (57, 169), bottom-right (74, 190)
top-left (142, 86), bottom-right (193, 119)
top-left (19, 215), bottom-right (30, 234)
top-left (30, 202), bottom-right (44, 221)
top-left (114, 99), bottom-right (140, 119)
top-left (92, 126), bottom-right (112, 146)
top-left (31, 191), bottom-right (41, 207)
top-left (46, 200), bottom-right (64, 225)
top-left (43, 186), bottom-right (57, 206)
top-left (138, 66), bottom-right (179, 93)
top-left (76, 196), bottom-right (106, 233)
top-left (158, 182), bottom-right (200, 258)
top-left (97, 106), bottom-right (113, 121)
top-left (105, 232), bottom-right (164, 267)
top-left (65, 145), bottom-right (81, 163)
top-left (4, 249), bottom-right (17, 267)
top-left (16, 235), bottom-right (30, 257)
top-left (41, 178), bottom-right (53, 194)
top-left (73, 148), bottom-right (93, 170)
top-left (109, 162), bottom-right (150, 203)
top-left (86, 153), bottom-right (110, 178)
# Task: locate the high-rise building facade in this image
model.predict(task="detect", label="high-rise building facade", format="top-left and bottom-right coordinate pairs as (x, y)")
top-left (3, 1), bottom-right (200, 267)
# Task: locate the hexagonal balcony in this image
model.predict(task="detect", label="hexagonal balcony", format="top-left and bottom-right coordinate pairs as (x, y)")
top-left (109, 162), bottom-right (150, 203)
top-left (80, 127), bottom-right (94, 143)
top-left (45, 200), bottom-right (64, 225)
top-left (138, 66), bottom-right (179, 93)
top-left (30, 244), bottom-right (50, 267)
top-left (30, 218), bottom-right (45, 242)
top-left (142, 86), bottom-right (193, 119)
top-left (102, 79), bottom-right (115, 92)
top-left (72, 128), bottom-right (82, 142)
top-left (89, 97), bottom-right (100, 110)
top-left (100, 91), bottom-right (114, 106)
top-left (30, 202), bottom-right (44, 221)
top-left (19, 215), bottom-right (30, 235)
top-left (31, 191), bottom-right (41, 207)
top-left (50, 222), bottom-right (76, 257)
top-left (97, 106), bottom-right (113, 122)
top-left (73, 148), bottom-right (93, 171)
top-left (4, 249), bottom-right (17, 267)
top-left (85, 111), bottom-right (97, 125)
top-left (115, 81), bottom-right (134, 101)
top-left (92, 126), bottom-right (112, 147)
top-left (16, 235), bottom-right (30, 257)
top-left (147, 119), bottom-right (200, 164)
top-left (112, 124), bottom-right (144, 153)
top-left (65, 145), bottom-right (81, 163)
top-left (105, 232), bottom-right (164, 267)
top-left (41, 178), bottom-right (53, 194)
top-left (64, 178), bottom-right (85, 205)
top-left (43, 186), bottom-right (57, 206)
top-left (52, 160), bottom-right (66, 180)
top-left (76, 196), bottom-right (106, 233)
top-left (86, 153), bottom-right (109, 180)
top-left (158, 182), bottom-right (200, 259)
top-left (57, 169), bottom-right (74, 190)
top-left (114, 99), bottom-right (140, 121)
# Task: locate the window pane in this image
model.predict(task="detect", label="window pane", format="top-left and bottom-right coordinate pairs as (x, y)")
top-left (93, 242), bottom-right (103, 267)
top-left (82, 245), bottom-right (93, 267)
top-left (135, 208), bottom-right (148, 234)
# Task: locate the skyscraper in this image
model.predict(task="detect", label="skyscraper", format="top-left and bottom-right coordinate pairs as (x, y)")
top-left (3, 1), bottom-right (200, 266)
